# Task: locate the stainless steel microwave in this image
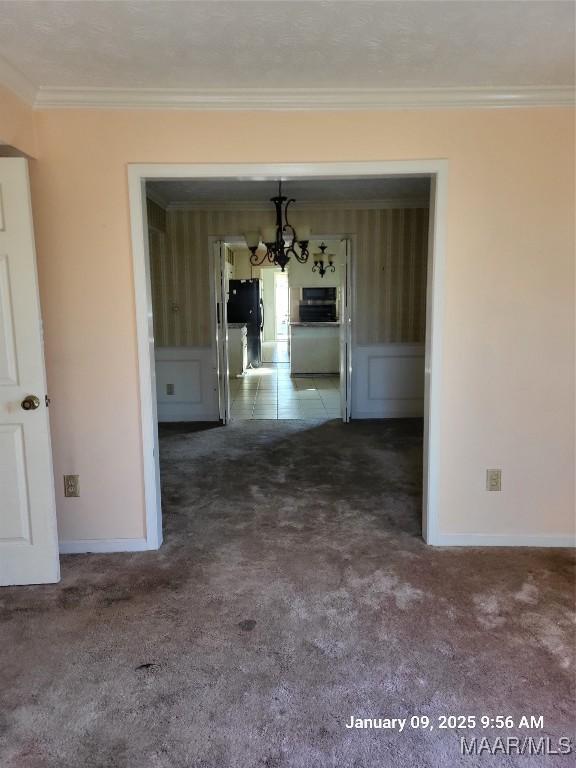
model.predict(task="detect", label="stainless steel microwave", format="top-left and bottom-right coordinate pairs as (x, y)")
top-left (301, 287), bottom-right (337, 302)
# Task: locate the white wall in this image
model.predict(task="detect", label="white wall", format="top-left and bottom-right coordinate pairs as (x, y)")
top-left (30, 106), bottom-right (574, 547)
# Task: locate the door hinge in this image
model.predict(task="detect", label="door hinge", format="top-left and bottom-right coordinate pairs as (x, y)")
top-left (45, 394), bottom-right (51, 407)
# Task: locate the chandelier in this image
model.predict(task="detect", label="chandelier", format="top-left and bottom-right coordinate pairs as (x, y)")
top-left (312, 242), bottom-right (336, 278)
top-left (244, 181), bottom-right (311, 272)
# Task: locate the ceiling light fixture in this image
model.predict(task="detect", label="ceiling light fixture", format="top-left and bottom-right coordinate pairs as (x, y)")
top-left (244, 181), bottom-right (311, 272)
top-left (312, 242), bottom-right (336, 279)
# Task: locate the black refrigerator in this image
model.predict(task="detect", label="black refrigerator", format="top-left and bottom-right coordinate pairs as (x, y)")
top-left (227, 279), bottom-right (263, 368)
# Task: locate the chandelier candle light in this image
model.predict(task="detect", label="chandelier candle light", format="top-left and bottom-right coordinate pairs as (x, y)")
top-left (312, 242), bottom-right (336, 278)
top-left (244, 181), bottom-right (311, 272)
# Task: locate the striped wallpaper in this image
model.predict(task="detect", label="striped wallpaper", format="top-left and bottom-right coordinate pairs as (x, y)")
top-left (147, 202), bottom-right (429, 347)
top-left (147, 198), bottom-right (166, 232)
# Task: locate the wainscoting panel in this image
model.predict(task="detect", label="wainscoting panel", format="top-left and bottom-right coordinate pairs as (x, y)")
top-left (155, 346), bottom-right (219, 421)
top-left (352, 344), bottom-right (425, 418)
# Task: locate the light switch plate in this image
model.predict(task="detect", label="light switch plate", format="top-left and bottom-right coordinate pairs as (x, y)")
top-left (64, 474), bottom-right (80, 497)
top-left (486, 469), bottom-right (502, 492)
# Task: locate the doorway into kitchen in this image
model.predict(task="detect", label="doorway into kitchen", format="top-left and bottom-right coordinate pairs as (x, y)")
top-left (216, 236), bottom-right (350, 423)
top-left (262, 269), bottom-right (289, 365)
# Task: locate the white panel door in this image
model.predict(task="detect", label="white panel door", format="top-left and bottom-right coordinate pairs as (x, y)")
top-left (0, 158), bottom-right (59, 585)
top-left (340, 238), bottom-right (352, 422)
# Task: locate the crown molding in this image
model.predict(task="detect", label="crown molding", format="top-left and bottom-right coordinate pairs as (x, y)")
top-left (33, 85), bottom-right (575, 111)
top-left (163, 198), bottom-right (429, 212)
top-left (0, 55), bottom-right (36, 106)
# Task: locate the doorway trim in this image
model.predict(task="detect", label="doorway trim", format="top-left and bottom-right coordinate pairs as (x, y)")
top-left (214, 232), bottom-right (353, 423)
top-left (128, 161), bottom-right (447, 549)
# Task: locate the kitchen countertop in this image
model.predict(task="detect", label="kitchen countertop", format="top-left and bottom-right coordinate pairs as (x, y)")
top-left (289, 322), bottom-right (340, 327)
top-left (228, 322), bottom-right (248, 328)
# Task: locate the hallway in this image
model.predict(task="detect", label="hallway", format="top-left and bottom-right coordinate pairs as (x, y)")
top-left (1, 420), bottom-right (573, 768)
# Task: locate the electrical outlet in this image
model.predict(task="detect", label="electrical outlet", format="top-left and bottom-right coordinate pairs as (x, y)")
top-left (166, 383), bottom-right (174, 396)
top-left (64, 474), bottom-right (80, 497)
top-left (486, 469), bottom-right (502, 492)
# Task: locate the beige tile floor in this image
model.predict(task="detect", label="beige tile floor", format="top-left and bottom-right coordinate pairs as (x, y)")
top-left (229, 342), bottom-right (341, 421)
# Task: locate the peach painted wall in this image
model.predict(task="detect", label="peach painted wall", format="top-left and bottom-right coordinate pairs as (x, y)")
top-left (0, 84), bottom-right (36, 157)
top-left (25, 106), bottom-right (575, 543)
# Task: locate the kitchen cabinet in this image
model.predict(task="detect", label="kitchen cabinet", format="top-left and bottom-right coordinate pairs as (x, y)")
top-left (289, 323), bottom-right (340, 374)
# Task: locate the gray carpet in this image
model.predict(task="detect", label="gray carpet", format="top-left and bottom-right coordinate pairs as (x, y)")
top-left (1, 419), bottom-right (574, 768)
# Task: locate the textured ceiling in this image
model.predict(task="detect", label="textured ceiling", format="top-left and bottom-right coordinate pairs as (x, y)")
top-left (147, 177), bottom-right (431, 205)
top-left (0, 0), bottom-right (573, 90)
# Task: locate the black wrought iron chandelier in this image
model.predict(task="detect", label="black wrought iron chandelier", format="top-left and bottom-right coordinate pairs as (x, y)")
top-left (312, 242), bottom-right (336, 278)
top-left (244, 181), bottom-right (311, 272)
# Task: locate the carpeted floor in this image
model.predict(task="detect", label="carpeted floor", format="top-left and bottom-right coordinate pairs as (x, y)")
top-left (1, 419), bottom-right (574, 768)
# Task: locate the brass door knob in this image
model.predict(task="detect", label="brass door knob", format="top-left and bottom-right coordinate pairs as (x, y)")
top-left (21, 395), bottom-right (40, 411)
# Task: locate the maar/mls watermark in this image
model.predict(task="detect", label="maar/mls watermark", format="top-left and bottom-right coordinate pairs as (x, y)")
top-left (344, 714), bottom-right (574, 758)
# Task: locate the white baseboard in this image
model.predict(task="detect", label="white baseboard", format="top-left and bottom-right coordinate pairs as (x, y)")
top-left (59, 537), bottom-right (150, 554)
top-left (431, 533), bottom-right (576, 548)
